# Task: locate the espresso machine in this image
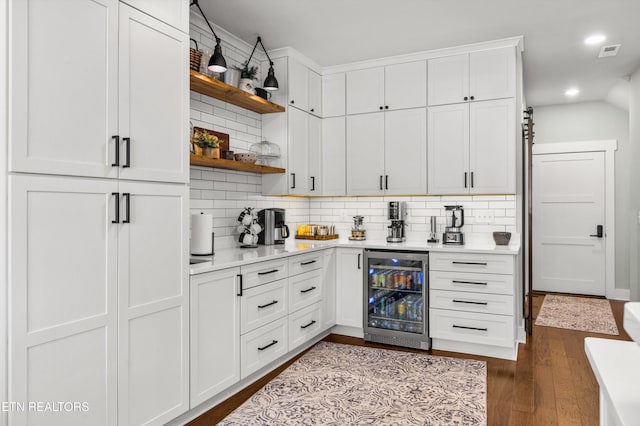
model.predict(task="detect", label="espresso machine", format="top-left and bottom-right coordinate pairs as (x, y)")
top-left (443, 205), bottom-right (464, 245)
top-left (387, 201), bottom-right (407, 243)
top-left (258, 208), bottom-right (290, 245)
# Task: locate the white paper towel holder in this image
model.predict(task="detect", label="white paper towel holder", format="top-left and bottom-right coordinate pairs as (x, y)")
top-left (191, 232), bottom-right (215, 256)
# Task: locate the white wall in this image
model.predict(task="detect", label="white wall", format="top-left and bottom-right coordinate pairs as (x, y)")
top-left (533, 101), bottom-right (631, 291)
top-left (630, 70), bottom-right (640, 301)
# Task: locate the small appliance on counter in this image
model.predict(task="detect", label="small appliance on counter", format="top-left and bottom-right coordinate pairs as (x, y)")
top-left (349, 215), bottom-right (366, 241)
top-left (443, 205), bottom-right (464, 245)
top-left (427, 216), bottom-right (439, 243)
top-left (387, 201), bottom-right (407, 243)
top-left (191, 213), bottom-right (215, 256)
top-left (257, 208), bottom-right (290, 245)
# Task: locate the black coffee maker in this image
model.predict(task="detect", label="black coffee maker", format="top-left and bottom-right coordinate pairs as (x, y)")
top-left (258, 208), bottom-right (290, 245)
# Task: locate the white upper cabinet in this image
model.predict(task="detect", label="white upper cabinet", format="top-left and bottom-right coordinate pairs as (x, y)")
top-left (288, 57), bottom-right (309, 112)
top-left (346, 67), bottom-right (385, 115)
top-left (346, 113), bottom-right (385, 195)
top-left (384, 108), bottom-right (427, 194)
top-left (287, 107), bottom-right (310, 195)
top-left (307, 115), bottom-right (322, 194)
top-left (321, 117), bottom-right (346, 196)
top-left (428, 47), bottom-right (515, 106)
top-left (308, 70), bottom-right (322, 116)
top-left (322, 73), bottom-right (346, 117)
top-left (120, 0), bottom-right (190, 33)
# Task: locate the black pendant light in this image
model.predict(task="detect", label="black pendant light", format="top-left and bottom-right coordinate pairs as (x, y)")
top-left (190, 0), bottom-right (227, 73)
top-left (246, 36), bottom-right (279, 91)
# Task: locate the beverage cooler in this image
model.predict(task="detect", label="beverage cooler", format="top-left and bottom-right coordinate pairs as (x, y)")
top-left (363, 250), bottom-right (430, 350)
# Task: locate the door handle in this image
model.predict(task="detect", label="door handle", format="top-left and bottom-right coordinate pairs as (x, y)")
top-left (111, 192), bottom-right (120, 223)
top-left (311, 176), bottom-right (315, 191)
top-left (357, 253), bottom-right (361, 270)
top-left (122, 137), bottom-right (131, 168)
top-left (122, 193), bottom-right (130, 224)
top-left (111, 136), bottom-right (120, 167)
top-left (464, 172), bottom-right (467, 188)
top-left (589, 225), bottom-right (604, 238)
top-left (385, 175), bottom-right (389, 190)
top-left (237, 274), bottom-right (243, 296)
top-left (290, 173), bottom-right (296, 189)
top-left (379, 175), bottom-right (383, 191)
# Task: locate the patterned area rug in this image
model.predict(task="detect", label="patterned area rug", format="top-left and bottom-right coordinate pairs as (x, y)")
top-left (220, 342), bottom-right (487, 425)
top-left (535, 294), bottom-right (619, 335)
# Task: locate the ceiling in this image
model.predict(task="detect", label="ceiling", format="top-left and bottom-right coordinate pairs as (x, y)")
top-left (200, 0), bottom-right (640, 107)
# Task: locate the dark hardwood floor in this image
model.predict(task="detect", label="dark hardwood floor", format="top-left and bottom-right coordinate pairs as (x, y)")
top-left (188, 293), bottom-right (631, 426)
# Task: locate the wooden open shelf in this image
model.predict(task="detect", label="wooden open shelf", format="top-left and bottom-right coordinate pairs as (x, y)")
top-left (190, 154), bottom-right (285, 174)
top-left (190, 70), bottom-right (285, 114)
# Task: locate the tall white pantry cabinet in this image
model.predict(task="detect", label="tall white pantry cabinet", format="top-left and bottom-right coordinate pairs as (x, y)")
top-left (8, 1), bottom-right (190, 426)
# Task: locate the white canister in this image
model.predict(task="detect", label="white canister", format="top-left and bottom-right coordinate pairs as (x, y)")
top-left (191, 213), bottom-right (214, 255)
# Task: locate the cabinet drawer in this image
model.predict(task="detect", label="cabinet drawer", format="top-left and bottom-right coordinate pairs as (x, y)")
top-left (288, 302), bottom-right (323, 350)
top-left (430, 270), bottom-right (514, 295)
top-left (289, 269), bottom-right (323, 313)
top-left (289, 251), bottom-right (323, 276)
top-left (430, 252), bottom-right (514, 275)
top-left (430, 289), bottom-right (513, 316)
top-left (429, 309), bottom-right (514, 348)
top-left (241, 258), bottom-right (289, 290)
top-left (240, 317), bottom-right (288, 379)
top-left (241, 279), bottom-right (288, 334)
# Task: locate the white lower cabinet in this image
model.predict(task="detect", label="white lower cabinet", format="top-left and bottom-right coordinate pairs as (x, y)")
top-left (241, 317), bottom-right (289, 379)
top-left (289, 302), bottom-right (323, 350)
top-left (322, 249), bottom-right (337, 329)
top-left (241, 279), bottom-right (288, 335)
top-left (336, 248), bottom-right (364, 328)
top-left (289, 269), bottom-right (323, 313)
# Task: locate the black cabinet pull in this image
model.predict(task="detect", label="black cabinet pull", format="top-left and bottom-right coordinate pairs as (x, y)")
top-left (379, 106), bottom-right (383, 110)
top-left (464, 172), bottom-right (467, 188)
top-left (300, 286), bottom-right (317, 294)
top-left (452, 280), bottom-right (488, 286)
top-left (300, 260), bottom-right (316, 266)
top-left (122, 193), bottom-right (130, 224)
top-left (111, 135), bottom-right (120, 167)
top-left (258, 269), bottom-right (279, 276)
top-left (453, 299), bottom-right (488, 306)
top-left (357, 253), bottom-right (361, 270)
top-left (452, 261), bottom-right (487, 266)
top-left (589, 225), bottom-right (604, 238)
top-left (291, 173), bottom-right (296, 189)
top-left (471, 171), bottom-right (474, 188)
top-left (122, 137), bottom-right (131, 168)
top-left (311, 176), bottom-right (315, 191)
top-left (290, 100), bottom-right (295, 104)
top-left (385, 175), bottom-right (389, 190)
top-left (237, 274), bottom-right (243, 296)
top-left (258, 340), bottom-right (278, 351)
top-left (111, 192), bottom-right (120, 224)
top-left (464, 96), bottom-right (468, 101)
top-left (258, 300), bottom-right (278, 309)
top-left (384, 105), bottom-right (389, 109)
top-left (310, 108), bottom-right (314, 112)
top-left (301, 320), bottom-right (316, 329)
top-left (379, 175), bottom-right (383, 190)
top-left (470, 96), bottom-right (475, 100)
top-left (453, 324), bottom-right (487, 332)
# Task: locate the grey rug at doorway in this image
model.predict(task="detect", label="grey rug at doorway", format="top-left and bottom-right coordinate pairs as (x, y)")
top-left (219, 341), bottom-right (486, 425)
top-left (535, 294), bottom-right (619, 335)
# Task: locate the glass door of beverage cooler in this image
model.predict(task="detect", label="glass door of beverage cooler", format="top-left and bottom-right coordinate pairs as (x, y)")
top-left (363, 250), bottom-right (430, 349)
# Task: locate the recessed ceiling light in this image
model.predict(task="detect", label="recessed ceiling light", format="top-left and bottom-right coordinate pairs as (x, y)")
top-left (565, 88), bottom-right (580, 97)
top-left (585, 34), bottom-right (606, 45)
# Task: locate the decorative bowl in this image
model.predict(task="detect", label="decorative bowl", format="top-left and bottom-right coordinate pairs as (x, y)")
top-left (493, 231), bottom-right (512, 246)
top-left (234, 153), bottom-right (258, 164)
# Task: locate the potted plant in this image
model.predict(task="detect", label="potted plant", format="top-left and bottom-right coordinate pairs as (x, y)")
top-left (193, 129), bottom-right (220, 159)
top-left (238, 65), bottom-right (258, 94)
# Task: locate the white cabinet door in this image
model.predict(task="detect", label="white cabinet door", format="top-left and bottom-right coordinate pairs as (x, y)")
top-left (10, 0), bottom-right (118, 179)
top-left (119, 5), bottom-right (189, 184)
top-left (469, 47), bottom-right (516, 102)
top-left (384, 108), bottom-right (427, 194)
top-left (308, 69), bottom-right (322, 116)
top-left (308, 115), bottom-right (322, 194)
top-left (346, 113), bottom-right (385, 195)
top-left (336, 249), bottom-right (364, 328)
top-left (346, 67), bottom-right (385, 115)
top-left (288, 57), bottom-right (309, 112)
top-left (384, 61), bottom-right (427, 110)
top-left (322, 249), bottom-right (337, 330)
top-left (322, 73), bottom-right (346, 117)
top-left (190, 268), bottom-right (241, 407)
top-left (120, 0), bottom-right (190, 32)
top-left (427, 54), bottom-right (469, 106)
top-left (287, 108), bottom-right (309, 195)
top-left (9, 174), bottom-right (118, 426)
top-left (321, 117), bottom-right (346, 196)
top-left (427, 104), bottom-right (470, 195)
top-left (117, 181), bottom-right (188, 426)
top-left (469, 99), bottom-right (516, 194)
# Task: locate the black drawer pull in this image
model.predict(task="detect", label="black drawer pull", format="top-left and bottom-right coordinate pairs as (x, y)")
top-left (300, 286), bottom-right (317, 294)
top-left (301, 320), bottom-right (316, 329)
top-left (300, 260), bottom-right (317, 266)
top-left (258, 300), bottom-right (278, 309)
top-left (452, 280), bottom-right (488, 286)
top-left (453, 325), bottom-right (488, 332)
top-left (258, 340), bottom-right (278, 351)
top-left (452, 261), bottom-right (488, 266)
top-left (453, 299), bottom-right (488, 306)
top-left (258, 269), bottom-right (279, 276)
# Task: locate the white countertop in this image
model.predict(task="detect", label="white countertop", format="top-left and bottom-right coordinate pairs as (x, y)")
top-left (189, 237), bottom-right (521, 276)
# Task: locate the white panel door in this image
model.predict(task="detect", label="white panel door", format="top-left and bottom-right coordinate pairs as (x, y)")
top-left (427, 53), bottom-right (469, 106)
top-left (322, 73), bottom-right (346, 117)
top-left (384, 108), bottom-right (427, 194)
top-left (384, 61), bottom-right (427, 110)
top-left (322, 249), bottom-right (337, 330)
top-left (190, 268), bottom-right (240, 408)
top-left (336, 249), bottom-right (364, 328)
top-left (346, 113), bottom-right (385, 195)
top-left (308, 115), bottom-right (322, 194)
top-left (346, 67), bottom-right (385, 115)
top-left (287, 108), bottom-right (309, 195)
top-left (533, 152), bottom-right (606, 295)
top-left (117, 181), bottom-right (188, 426)
top-left (427, 104), bottom-right (469, 194)
top-left (10, 0), bottom-right (118, 178)
top-left (469, 98), bottom-right (516, 194)
top-left (120, 0), bottom-right (190, 32)
top-left (288, 57), bottom-right (309, 112)
top-left (119, 4), bottom-right (189, 184)
top-left (308, 69), bottom-right (322, 116)
top-left (321, 117), bottom-right (346, 196)
top-left (9, 174), bottom-right (118, 426)
top-left (469, 47), bottom-right (516, 102)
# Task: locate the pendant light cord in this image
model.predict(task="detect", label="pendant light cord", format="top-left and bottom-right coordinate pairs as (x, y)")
top-left (190, 0), bottom-right (221, 44)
